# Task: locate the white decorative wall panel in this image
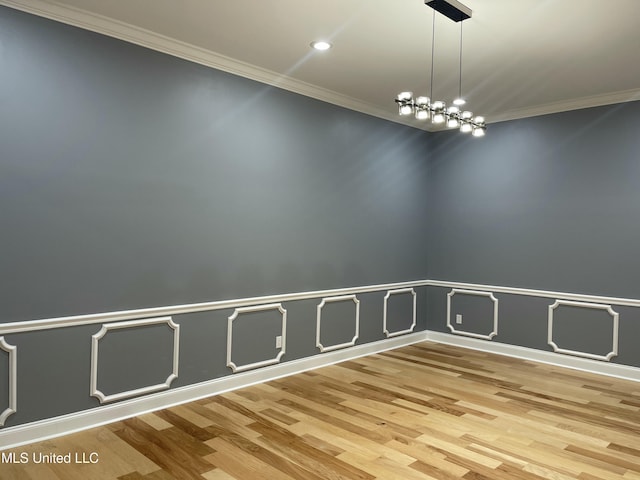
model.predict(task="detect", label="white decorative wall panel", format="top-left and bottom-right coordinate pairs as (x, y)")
top-left (316, 295), bottom-right (360, 352)
top-left (3, 278), bottom-right (640, 448)
top-left (90, 317), bottom-right (180, 404)
top-left (0, 337), bottom-right (17, 426)
top-left (383, 288), bottom-right (417, 338)
top-left (227, 303), bottom-right (287, 373)
top-left (547, 300), bottom-right (619, 361)
top-left (446, 289), bottom-right (498, 340)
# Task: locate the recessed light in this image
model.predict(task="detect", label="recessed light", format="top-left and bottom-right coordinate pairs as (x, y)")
top-left (310, 40), bottom-right (332, 51)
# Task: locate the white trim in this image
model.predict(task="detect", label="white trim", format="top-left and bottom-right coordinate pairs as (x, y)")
top-left (90, 317), bottom-right (180, 404)
top-left (489, 88), bottom-right (640, 124)
top-left (1, 323), bottom-right (638, 450)
top-left (428, 280), bottom-right (640, 307)
top-left (2, 1), bottom-right (639, 130)
top-left (383, 288), bottom-right (417, 338)
top-left (547, 300), bottom-right (619, 362)
top-left (0, 337), bottom-right (17, 426)
top-left (2, 277), bottom-right (640, 445)
top-left (316, 295), bottom-right (360, 353)
top-left (0, 332), bottom-right (428, 451)
top-left (227, 304), bottom-right (287, 373)
top-left (0, 0), bottom-right (399, 127)
top-left (1, 328), bottom-right (637, 451)
top-left (426, 331), bottom-right (638, 383)
top-left (6, 278), bottom-right (640, 336)
top-left (0, 280), bottom-right (429, 334)
top-left (446, 289), bottom-right (498, 340)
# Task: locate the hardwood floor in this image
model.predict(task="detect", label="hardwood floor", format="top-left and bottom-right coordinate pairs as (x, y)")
top-left (2, 341), bottom-right (639, 479)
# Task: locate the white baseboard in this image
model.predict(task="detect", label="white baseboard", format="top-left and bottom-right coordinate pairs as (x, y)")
top-left (0, 332), bottom-right (428, 451)
top-left (426, 331), bottom-right (640, 383)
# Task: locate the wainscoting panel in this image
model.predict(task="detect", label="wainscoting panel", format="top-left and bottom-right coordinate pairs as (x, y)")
top-left (90, 317), bottom-right (180, 403)
top-left (383, 288), bottom-right (417, 337)
top-left (429, 281), bottom-right (638, 366)
top-left (0, 280), bottom-right (428, 433)
top-left (548, 300), bottom-right (619, 361)
top-left (316, 295), bottom-right (360, 352)
top-left (446, 289), bottom-right (498, 340)
top-left (226, 304), bottom-right (287, 373)
top-left (0, 331), bottom-right (428, 451)
top-left (2, 279), bottom-right (640, 452)
top-left (0, 337), bottom-right (17, 426)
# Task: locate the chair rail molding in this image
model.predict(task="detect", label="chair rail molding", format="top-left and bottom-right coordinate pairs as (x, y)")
top-left (0, 280), bottom-right (430, 335)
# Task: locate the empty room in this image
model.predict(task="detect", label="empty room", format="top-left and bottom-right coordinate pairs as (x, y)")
top-left (1, 1), bottom-right (639, 479)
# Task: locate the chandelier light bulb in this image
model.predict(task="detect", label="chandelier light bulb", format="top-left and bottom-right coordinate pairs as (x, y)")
top-left (395, 91), bottom-right (415, 116)
top-left (415, 108), bottom-right (430, 120)
top-left (459, 110), bottom-right (473, 132)
top-left (471, 115), bottom-right (486, 137)
top-left (431, 101), bottom-right (446, 124)
top-left (446, 106), bottom-right (460, 128)
top-left (460, 122), bottom-right (473, 133)
top-left (472, 126), bottom-right (486, 137)
top-left (453, 98), bottom-right (466, 106)
top-left (399, 104), bottom-right (413, 116)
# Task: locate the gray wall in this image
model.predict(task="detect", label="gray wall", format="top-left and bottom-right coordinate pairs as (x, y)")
top-left (0, 6), bottom-right (430, 322)
top-left (426, 101), bottom-right (640, 366)
top-left (428, 102), bottom-right (640, 297)
top-left (0, 6), bottom-right (430, 427)
top-left (1, 4), bottom-right (639, 431)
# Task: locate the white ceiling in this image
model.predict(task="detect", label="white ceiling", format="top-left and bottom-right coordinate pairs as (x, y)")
top-left (4, 0), bottom-right (640, 129)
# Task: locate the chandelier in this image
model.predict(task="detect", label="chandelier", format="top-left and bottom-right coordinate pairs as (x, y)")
top-left (395, 0), bottom-right (486, 137)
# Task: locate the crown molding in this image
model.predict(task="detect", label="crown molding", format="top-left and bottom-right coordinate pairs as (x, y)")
top-left (0, 0), bottom-right (401, 125)
top-left (2, 0), bottom-right (640, 130)
top-left (489, 88), bottom-right (640, 124)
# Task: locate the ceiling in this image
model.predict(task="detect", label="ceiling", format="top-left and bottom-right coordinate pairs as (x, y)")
top-left (3, 0), bottom-right (640, 129)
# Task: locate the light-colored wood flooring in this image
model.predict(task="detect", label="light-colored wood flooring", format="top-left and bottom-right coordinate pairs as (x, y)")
top-left (2, 342), bottom-right (639, 479)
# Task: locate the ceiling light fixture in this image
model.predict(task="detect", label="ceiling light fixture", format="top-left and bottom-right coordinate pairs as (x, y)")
top-left (310, 40), bottom-right (332, 51)
top-left (394, 0), bottom-right (486, 137)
